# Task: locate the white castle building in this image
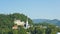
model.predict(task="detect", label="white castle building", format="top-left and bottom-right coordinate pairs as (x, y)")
top-left (13, 18), bottom-right (30, 29)
top-left (14, 19), bottom-right (25, 26)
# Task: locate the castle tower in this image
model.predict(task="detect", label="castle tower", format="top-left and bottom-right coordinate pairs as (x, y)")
top-left (24, 16), bottom-right (30, 29)
top-left (25, 18), bottom-right (29, 29)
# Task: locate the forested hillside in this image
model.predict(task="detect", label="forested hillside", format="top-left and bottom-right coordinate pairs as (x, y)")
top-left (0, 13), bottom-right (33, 34)
top-left (0, 13), bottom-right (33, 28)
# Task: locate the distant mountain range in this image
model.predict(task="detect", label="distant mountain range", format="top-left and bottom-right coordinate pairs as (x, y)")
top-left (32, 19), bottom-right (60, 26)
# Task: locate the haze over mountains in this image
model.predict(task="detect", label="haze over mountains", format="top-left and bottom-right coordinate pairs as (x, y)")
top-left (32, 19), bottom-right (60, 26)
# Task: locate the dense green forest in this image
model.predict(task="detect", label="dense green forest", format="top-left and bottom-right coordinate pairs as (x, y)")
top-left (0, 13), bottom-right (33, 34)
top-left (0, 13), bottom-right (60, 34)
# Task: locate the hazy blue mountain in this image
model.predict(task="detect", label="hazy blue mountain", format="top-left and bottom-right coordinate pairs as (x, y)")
top-left (32, 19), bottom-right (60, 26)
top-left (32, 19), bottom-right (50, 23)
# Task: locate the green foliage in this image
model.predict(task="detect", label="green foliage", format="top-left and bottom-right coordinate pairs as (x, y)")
top-left (0, 13), bottom-right (60, 34)
top-left (18, 27), bottom-right (27, 34)
top-left (33, 22), bottom-right (60, 34)
top-left (0, 13), bottom-right (33, 34)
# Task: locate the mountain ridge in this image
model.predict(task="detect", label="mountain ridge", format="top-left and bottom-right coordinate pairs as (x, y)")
top-left (32, 19), bottom-right (60, 26)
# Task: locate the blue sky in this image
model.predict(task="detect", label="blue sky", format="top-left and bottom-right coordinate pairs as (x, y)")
top-left (0, 0), bottom-right (60, 19)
